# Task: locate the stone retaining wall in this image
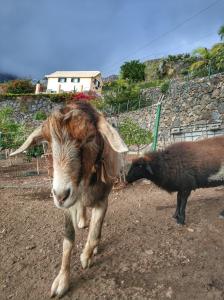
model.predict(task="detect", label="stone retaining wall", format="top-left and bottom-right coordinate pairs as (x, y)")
top-left (0, 73), bottom-right (224, 147)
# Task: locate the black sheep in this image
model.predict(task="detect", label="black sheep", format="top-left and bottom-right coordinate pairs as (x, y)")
top-left (126, 136), bottom-right (224, 224)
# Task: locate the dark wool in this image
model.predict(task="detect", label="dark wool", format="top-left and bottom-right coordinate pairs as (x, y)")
top-left (126, 136), bottom-right (224, 224)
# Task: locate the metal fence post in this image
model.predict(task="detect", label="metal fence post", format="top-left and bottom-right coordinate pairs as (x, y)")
top-left (151, 102), bottom-right (162, 151)
top-left (208, 61), bottom-right (212, 79)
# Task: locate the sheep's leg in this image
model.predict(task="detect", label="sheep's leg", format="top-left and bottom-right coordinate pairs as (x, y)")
top-left (176, 190), bottom-right (191, 225)
top-left (173, 192), bottom-right (181, 219)
top-left (51, 213), bottom-right (75, 298)
top-left (80, 198), bottom-right (108, 269)
top-left (77, 201), bottom-right (87, 229)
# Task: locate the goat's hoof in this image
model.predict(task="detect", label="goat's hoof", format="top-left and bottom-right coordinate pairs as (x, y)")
top-left (93, 246), bottom-right (98, 256)
top-left (50, 271), bottom-right (70, 298)
top-left (80, 253), bottom-right (92, 269)
top-left (77, 218), bottom-right (88, 229)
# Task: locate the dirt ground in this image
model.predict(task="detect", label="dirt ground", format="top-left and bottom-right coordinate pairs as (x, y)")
top-left (1, 162), bottom-right (224, 300)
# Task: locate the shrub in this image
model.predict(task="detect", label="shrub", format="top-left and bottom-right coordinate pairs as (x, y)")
top-left (71, 91), bottom-right (97, 101)
top-left (26, 145), bottom-right (44, 161)
top-left (118, 118), bottom-right (152, 152)
top-left (160, 81), bottom-right (170, 94)
top-left (33, 111), bottom-right (47, 121)
top-left (0, 107), bottom-right (26, 149)
top-left (6, 80), bottom-right (34, 94)
top-left (103, 83), bottom-right (141, 112)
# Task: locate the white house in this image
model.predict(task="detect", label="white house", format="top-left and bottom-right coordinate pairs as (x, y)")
top-left (45, 71), bottom-right (102, 94)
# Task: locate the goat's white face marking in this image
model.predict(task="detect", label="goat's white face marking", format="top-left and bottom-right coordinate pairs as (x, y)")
top-left (51, 133), bottom-right (81, 209)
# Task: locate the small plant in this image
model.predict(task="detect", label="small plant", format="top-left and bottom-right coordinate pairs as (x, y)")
top-left (0, 107), bottom-right (27, 149)
top-left (72, 92), bottom-right (96, 101)
top-left (33, 111), bottom-right (47, 121)
top-left (26, 145), bottom-right (44, 162)
top-left (118, 118), bottom-right (152, 153)
top-left (160, 81), bottom-right (170, 94)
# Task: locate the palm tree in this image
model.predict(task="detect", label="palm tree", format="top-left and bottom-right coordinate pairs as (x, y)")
top-left (210, 43), bottom-right (224, 71)
top-left (218, 25), bottom-right (224, 41)
top-left (189, 47), bottom-right (212, 75)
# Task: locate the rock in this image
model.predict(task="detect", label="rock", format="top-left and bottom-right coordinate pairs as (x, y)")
top-left (145, 249), bottom-right (153, 255)
top-left (166, 287), bottom-right (173, 298)
top-left (25, 244), bottom-right (36, 250)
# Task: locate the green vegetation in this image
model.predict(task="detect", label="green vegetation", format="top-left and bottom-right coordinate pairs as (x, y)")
top-left (189, 43), bottom-right (224, 77)
top-left (102, 78), bottom-right (159, 113)
top-left (33, 110), bottom-right (47, 121)
top-left (218, 25), bottom-right (224, 41)
top-left (160, 81), bottom-right (170, 94)
top-left (6, 80), bottom-right (35, 94)
top-left (0, 107), bottom-right (27, 149)
top-left (0, 106), bottom-right (43, 159)
top-left (25, 145), bottom-right (44, 161)
top-left (120, 60), bottom-right (145, 82)
top-left (118, 118), bottom-right (152, 153)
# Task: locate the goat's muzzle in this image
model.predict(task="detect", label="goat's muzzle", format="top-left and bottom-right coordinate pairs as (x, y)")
top-left (52, 187), bottom-right (75, 208)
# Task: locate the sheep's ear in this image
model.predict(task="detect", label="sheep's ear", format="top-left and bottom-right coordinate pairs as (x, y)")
top-left (98, 116), bottom-right (128, 153)
top-left (10, 126), bottom-right (44, 156)
top-left (145, 163), bottom-right (153, 175)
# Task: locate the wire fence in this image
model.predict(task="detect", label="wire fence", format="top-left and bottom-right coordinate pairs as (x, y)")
top-left (102, 70), bottom-right (224, 116)
top-left (0, 71), bottom-right (223, 183)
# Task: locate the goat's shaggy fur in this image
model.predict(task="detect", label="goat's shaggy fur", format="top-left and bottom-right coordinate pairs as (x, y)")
top-left (126, 136), bottom-right (224, 224)
top-left (10, 101), bottom-right (127, 297)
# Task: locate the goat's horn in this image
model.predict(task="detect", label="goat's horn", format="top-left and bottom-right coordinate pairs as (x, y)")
top-left (10, 126), bottom-right (43, 156)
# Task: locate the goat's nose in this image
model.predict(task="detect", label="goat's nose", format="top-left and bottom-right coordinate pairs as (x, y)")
top-left (53, 188), bottom-right (71, 204)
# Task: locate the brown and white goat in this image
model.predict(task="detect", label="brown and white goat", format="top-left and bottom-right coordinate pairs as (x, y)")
top-left (10, 102), bottom-right (128, 297)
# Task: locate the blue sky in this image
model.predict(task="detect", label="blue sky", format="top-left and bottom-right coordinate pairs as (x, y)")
top-left (0, 0), bottom-right (223, 79)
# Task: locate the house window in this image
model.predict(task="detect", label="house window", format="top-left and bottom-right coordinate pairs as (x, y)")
top-left (94, 79), bottom-right (100, 89)
top-left (71, 78), bottom-right (80, 83)
top-left (58, 78), bottom-right (67, 83)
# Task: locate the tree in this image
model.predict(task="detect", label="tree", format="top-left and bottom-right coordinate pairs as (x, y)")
top-left (118, 118), bottom-right (152, 153)
top-left (189, 47), bottom-right (212, 76)
top-left (190, 44), bottom-right (224, 76)
top-left (210, 43), bottom-right (224, 72)
top-left (6, 79), bottom-right (34, 94)
top-left (120, 60), bottom-right (145, 82)
top-left (218, 25), bottom-right (224, 41)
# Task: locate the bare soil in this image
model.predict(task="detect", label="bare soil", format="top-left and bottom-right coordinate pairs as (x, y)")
top-left (1, 162), bottom-right (224, 300)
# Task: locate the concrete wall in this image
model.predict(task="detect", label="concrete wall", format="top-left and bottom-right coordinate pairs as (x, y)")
top-left (47, 77), bottom-right (92, 93)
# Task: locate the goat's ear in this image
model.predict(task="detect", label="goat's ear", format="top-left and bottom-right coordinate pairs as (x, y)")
top-left (98, 117), bottom-right (128, 153)
top-left (10, 126), bottom-right (44, 156)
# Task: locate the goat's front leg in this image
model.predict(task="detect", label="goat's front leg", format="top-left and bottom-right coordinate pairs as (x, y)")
top-left (80, 198), bottom-right (108, 269)
top-left (51, 213), bottom-right (75, 298)
top-left (76, 200), bottom-right (87, 229)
